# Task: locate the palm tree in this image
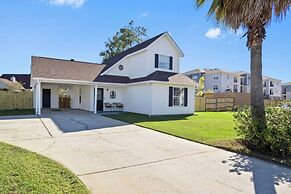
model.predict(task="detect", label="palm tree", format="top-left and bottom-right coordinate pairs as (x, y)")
top-left (195, 0), bottom-right (290, 132)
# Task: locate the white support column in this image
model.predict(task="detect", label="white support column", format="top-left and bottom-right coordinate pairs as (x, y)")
top-left (37, 81), bottom-right (41, 115)
top-left (35, 84), bottom-right (38, 115)
top-left (94, 85), bottom-right (98, 114)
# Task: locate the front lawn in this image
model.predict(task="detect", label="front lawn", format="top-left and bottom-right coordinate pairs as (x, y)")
top-left (0, 142), bottom-right (89, 194)
top-left (105, 112), bottom-right (291, 167)
top-left (0, 109), bottom-right (35, 116)
top-left (106, 112), bottom-right (237, 144)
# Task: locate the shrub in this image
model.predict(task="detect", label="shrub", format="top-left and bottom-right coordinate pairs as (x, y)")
top-left (234, 105), bottom-right (291, 156)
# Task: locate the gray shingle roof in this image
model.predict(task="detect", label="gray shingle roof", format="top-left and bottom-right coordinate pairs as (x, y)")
top-left (95, 71), bottom-right (197, 85)
top-left (31, 56), bottom-right (105, 82)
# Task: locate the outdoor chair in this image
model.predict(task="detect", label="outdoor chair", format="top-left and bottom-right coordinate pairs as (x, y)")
top-left (104, 102), bottom-right (113, 111)
top-left (113, 102), bottom-right (124, 111)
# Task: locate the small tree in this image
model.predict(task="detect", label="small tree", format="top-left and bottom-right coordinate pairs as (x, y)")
top-left (99, 21), bottom-right (147, 61)
top-left (196, 76), bottom-right (205, 97)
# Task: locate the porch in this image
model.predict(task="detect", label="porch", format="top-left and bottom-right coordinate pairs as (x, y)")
top-left (33, 80), bottom-right (124, 115)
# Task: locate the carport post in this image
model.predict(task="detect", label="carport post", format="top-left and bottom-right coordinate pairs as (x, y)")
top-left (37, 81), bottom-right (41, 115)
top-left (94, 85), bottom-right (97, 114)
top-left (34, 84), bottom-right (38, 115)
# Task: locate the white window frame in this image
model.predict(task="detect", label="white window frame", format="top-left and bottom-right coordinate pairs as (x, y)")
top-left (158, 55), bottom-right (171, 70)
top-left (214, 75), bottom-right (219, 80)
top-left (173, 87), bottom-right (184, 106)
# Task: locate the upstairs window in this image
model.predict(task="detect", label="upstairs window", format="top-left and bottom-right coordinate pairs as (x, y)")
top-left (213, 75), bottom-right (219, 80)
top-left (155, 54), bottom-right (173, 70)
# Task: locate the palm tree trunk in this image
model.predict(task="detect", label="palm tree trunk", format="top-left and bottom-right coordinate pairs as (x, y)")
top-left (250, 41), bottom-right (266, 131)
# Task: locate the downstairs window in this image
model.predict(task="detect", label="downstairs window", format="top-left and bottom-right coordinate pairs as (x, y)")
top-left (169, 87), bottom-right (188, 107)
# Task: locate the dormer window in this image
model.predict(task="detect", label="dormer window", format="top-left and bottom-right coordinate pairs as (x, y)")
top-left (155, 54), bottom-right (173, 70)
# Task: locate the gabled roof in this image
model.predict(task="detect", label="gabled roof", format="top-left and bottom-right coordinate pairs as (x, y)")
top-left (31, 56), bottom-right (106, 82)
top-left (101, 32), bottom-right (184, 74)
top-left (101, 32), bottom-right (165, 73)
top-left (0, 74), bottom-right (31, 89)
top-left (0, 78), bottom-right (25, 90)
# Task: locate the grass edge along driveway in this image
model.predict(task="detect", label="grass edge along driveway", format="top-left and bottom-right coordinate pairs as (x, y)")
top-left (0, 109), bottom-right (35, 116)
top-left (105, 112), bottom-right (291, 167)
top-left (0, 142), bottom-right (89, 194)
top-left (106, 112), bottom-right (237, 145)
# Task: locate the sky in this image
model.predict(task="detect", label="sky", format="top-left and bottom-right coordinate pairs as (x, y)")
top-left (0, 0), bottom-right (290, 82)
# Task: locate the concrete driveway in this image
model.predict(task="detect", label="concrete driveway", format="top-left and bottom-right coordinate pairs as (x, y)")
top-left (0, 110), bottom-right (290, 194)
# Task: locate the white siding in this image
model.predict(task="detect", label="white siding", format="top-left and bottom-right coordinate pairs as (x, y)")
top-left (35, 83), bottom-right (94, 111)
top-left (123, 84), bottom-right (152, 115)
top-left (105, 35), bottom-right (181, 79)
top-left (40, 83), bottom-right (59, 108)
top-left (122, 83), bottom-right (195, 115)
top-left (78, 85), bottom-right (94, 111)
top-left (102, 86), bottom-right (123, 111)
top-left (151, 83), bottom-right (195, 115)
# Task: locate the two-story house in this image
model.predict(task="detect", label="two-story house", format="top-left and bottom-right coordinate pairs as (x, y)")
top-left (31, 32), bottom-right (196, 115)
top-left (282, 82), bottom-right (291, 100)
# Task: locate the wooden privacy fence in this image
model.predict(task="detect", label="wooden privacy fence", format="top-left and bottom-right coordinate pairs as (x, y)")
top-left (0, 91), bottom-right (33, 110)
top-left (195, 97), bottom-right (205, 112)
top-left (205, 97), bottom-right (234, 111)
top-left (195, 92), bottom-right (285, 112)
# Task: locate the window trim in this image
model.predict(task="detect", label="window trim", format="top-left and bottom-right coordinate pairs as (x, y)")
top-left (155, 54), bottom-right (173, 70)
top-left (173, 87), bottom-right (185, 107)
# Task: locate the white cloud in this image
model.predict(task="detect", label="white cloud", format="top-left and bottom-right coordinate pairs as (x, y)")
top-left (205, 28), bottom-right (221, 39)
top-left (138, 12), bottom-right (148, 18)
top-left (47, 0), bottom-right (85, 8)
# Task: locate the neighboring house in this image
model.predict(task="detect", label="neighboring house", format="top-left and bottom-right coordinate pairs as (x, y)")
top-left (31, 32), bottom-right (196, 115)
top-left (0, 78), bottom-right (25, 92)
top-left (184, 68), bottom-right (242, 93)
top-left (239, 72), bottom-right (282, 99)
top-left (0, 74), bottom-right (31, 89)
top-left (282, 82), bottom-right (291, 100)
top-left (185, 68), bottom-right (282, 99)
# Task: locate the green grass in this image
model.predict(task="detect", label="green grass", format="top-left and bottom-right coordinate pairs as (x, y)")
top-left (106, 112), bottom-right (238, 144)
top-left (0, 109), bottom-right (35, 116)
top-left (0, 142), bottom-right (89, 194)
top-left (105, 112), bottom-right (291, 167)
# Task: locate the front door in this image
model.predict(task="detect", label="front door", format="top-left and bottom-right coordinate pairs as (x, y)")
top-left (42, 89), bottom-right (51, 108)
top-left (97, 88), bottom-right (104, 111)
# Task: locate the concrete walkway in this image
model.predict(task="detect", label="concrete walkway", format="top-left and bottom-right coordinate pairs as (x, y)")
top-left (0, 110), bottom-right (290, 194)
